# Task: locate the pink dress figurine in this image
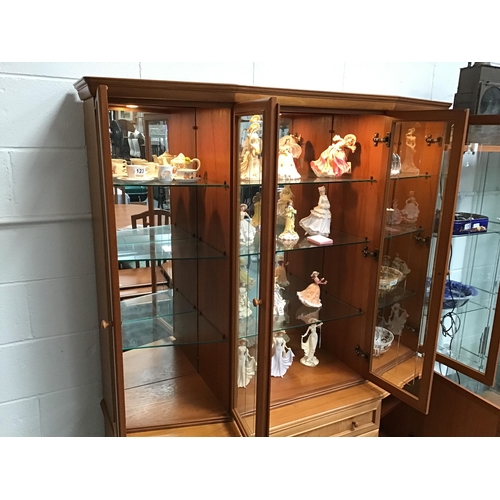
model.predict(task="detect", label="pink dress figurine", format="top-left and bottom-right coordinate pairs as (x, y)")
top-left (310, 134), bottom-right (357, 177)
top-left (297, 271), bottom-right (327, 308)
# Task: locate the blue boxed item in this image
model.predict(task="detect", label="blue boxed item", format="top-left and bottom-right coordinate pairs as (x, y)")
top-left (453, 212), bottom-right (489, 235)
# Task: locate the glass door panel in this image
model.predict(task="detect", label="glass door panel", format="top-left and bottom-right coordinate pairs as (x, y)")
top-left (436, 118), bottom-right (500, 386)
top-left (369, 110), bottom-right (468, 413)
top-left (233, 99), bottom-right (279, 437)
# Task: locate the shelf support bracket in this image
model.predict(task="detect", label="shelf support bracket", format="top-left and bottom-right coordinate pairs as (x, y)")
top-left (363, 246), bottom-right (379, 259)
top-left (355, 345), bottom-right (370, 361)
top-left (373, 132), bottom-right (391, 147)
top-left (425, 135), bottom-right (443, 147)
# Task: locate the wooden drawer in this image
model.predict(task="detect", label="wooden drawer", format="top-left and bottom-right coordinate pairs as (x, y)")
top-left (270, 382), bottom-right (387, 437)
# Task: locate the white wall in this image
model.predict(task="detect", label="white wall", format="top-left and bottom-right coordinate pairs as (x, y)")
top-left (0, 61), bottom-right (468, 436)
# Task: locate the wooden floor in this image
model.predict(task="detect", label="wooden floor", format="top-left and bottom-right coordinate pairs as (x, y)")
top-left (123, 345), bottom-right (229, 431)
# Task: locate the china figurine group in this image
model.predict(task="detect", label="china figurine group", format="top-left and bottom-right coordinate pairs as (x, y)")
top-left (236, 124), bottom-right (360, 384)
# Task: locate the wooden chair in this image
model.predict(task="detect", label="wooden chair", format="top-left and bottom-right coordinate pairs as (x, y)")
top-left (119, 209), bottom-right (173, 299)
top-left (131, 209), bottom-right (171, 229)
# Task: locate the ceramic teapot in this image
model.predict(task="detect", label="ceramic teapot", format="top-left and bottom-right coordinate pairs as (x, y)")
top-left (171, 153), bottom-right (201, 180)
top-left (154, 152), bottom-right (176, 166)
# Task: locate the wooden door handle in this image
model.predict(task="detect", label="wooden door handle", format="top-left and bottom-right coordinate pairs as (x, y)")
top-left (101, 320), bottom-right (112, 330)
top-left (253, 298), bottom-right (262, 307)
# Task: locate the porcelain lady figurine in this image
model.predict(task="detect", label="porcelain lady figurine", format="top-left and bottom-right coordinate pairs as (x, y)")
top-left (271, 331), bottom-right (295, 377)
top-left (299, 186), bottom-right (331, 237)
top-left (401, 127), bottom-right (419, 174)
top-left (300, 321), bottom-right (323, 367)
top-left (240, 115), bottom-right (263, 181)
top-left (278, 200), bottom-right (300, 242)
top-left (276, 185), bottom-right (294, 223)
top-left (297, 271), bottom-right (327, 308)
top-left (240, 257), bottom-right (256, 290)
top-left (275, 257), bottom-right (290, 287)
top-left (310, 134), bottom-right (356, 177)
top-left (277, 144), bottom-right (301, 181)
top-left (251, 192), bottom-right (261, 228)
top-left (239, 287), bottom-right (253, 319)
top-left (240, 203), bottom-right (256, 245)
top-left (386, 303), bottom-right (409, 337)
top-left (237, 340), bottom-right (256, 388)
top-left (401, 191), bottom-right (420, 224)
top-left (273, 278), bottom-right (287, 317)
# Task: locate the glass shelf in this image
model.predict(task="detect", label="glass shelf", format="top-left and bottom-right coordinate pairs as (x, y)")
top-left (113, 177), bottom-right (228, 188)
top-left (389, 173), bottom-right (431, 180)
top-left (122, 310), bottom-right (226, 351)
top-left (384, 224), bottom-right (422, 239)
top-left (238, 274), bottom-right (363, 338)
top-left (117, 224), bottom-right (227, 263)
top-left (121, 289), bottom-right (195, 325)
top-left (239, 230), bottom-right (368, 257)
top-left (240, 175), bottom-right (375, 188)
top-left (378, 286), bottom-right (416, 309)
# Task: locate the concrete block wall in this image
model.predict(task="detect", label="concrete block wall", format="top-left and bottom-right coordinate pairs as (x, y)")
top-left (0, 62), bottom-right (467, 436)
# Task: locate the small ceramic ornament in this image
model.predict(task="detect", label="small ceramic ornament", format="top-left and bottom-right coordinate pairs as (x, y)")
top-left (310, 134), bottom-right (356, 177)
top-left (251, 192), bottom-right (261, 228)
top-left (273, 278), bottom-right (287, 317)
top-left (239, 287), bottom-right (253, 319)
top-left (240, 203), bottom-right (256, 245)
top-left (239, 257), bottom-right (256, 290)
top-left (299, 186), bottom-right (331, 237)
top-left (237, 340), bottom-right (256, 388)
top-left (401, 191), bottom-right (420, 224)
top-left (275, 257), bottom-right (290, 287)
top-left (278, 200), bottom-right (300, 241)
top-left (240, 115), bottom-right (263, 181)
top-left (271, 331), bottom-right (295, 377)
top-left (300, 320), bottom-right (322, 367)
top-left (277, 185), bottom-right (294, 224)
top-left (277, 134), bottom-right (302, 181)
top-left (297, 271), bottom-right (327, 308)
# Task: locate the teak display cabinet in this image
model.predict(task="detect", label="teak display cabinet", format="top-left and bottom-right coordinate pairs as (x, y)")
top-left (76, 77), bottom-right (483, 437)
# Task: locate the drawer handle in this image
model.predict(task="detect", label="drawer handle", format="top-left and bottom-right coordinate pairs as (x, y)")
top-left (351, 421), bottom-right (360, 430)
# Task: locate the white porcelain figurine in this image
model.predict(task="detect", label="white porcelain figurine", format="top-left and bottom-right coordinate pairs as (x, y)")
top-left (299, 186), bottom-right (331, 237)
top-left (237, 340), bottom-right (256, 388)
top-left (271, 331), bottom-right (295, 377)
top-left (240, 203), bottom-right (256, 245)
top-left (300, 321), bottom-right (323, 367)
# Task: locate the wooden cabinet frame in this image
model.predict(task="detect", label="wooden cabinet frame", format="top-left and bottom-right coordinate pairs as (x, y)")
top-left (75, 77), bottom-right (490, 435)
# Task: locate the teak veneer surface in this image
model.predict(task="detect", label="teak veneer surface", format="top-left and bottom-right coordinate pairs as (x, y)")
top-left (127, 421), bottom-right (242, 437)
top-left (123, 346), bottom-right (228, 431)
top-left (269, 381), bottom-right (387, 434)
top-left (75, 77), bottom-right (451, 112)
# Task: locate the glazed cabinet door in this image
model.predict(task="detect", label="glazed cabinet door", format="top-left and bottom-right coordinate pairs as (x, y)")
top-left (436, 115), bottom-right (500, 388)
top-left (367, 109), bottom-right (469, 413)
top-left (233, 98), bottom-right (279, 437)
top-left (109, 104), bottom-right (231, 434)
top-left (85, 85), bottom-right (126, 435)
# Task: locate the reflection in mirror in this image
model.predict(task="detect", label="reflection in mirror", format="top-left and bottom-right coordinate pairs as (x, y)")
top-left (372, 120), bottom-right (453, 400)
